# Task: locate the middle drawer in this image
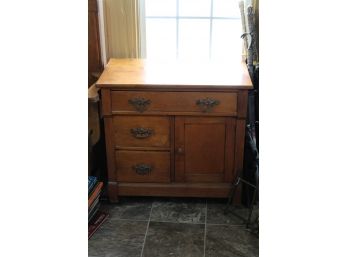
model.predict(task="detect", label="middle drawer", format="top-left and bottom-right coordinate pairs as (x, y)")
top-left (113, 116), bottom-right (170, 148)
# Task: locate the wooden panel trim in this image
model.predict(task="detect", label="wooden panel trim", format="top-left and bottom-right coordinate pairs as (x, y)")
top-left (170, 116), bottom-right (175, 182)
top-left (183, 116), bottom-right (226, 123)
top-left (237, 90), bottom-right (248, 118)
top-left (108, 88), bottom-right (247, 92)
top-left (111, 111), bottom-right (238, 117)
top-left (174, 117), bottom-right (185, 182)
top-left (118, 183), bottom-right (231, 198)
top-left (184, 173), bottom-right (224, 183)
top-left (224, 118), bottom-right (236, 182)
top-left (234, 119), bottom-right (246, 176)
top-left (104, 117), bottom-right (117, 182)
top-left (97, 84), bottom-right (253, 90)
top-left (233, 119), bottom-right (246, 203)
top-left (115, 146), bottom-right (170, 151)
top-left (107, 182), bottom-right (119, 203)
top-left (101, 88), bottom-right (111, 116)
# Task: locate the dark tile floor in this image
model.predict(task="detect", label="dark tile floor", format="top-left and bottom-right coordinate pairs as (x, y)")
top-left (89, 197), bottom-right (258, 257)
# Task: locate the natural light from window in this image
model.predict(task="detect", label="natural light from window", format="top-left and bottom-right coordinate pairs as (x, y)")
top-left (144, 0), bottom-right (242, 61)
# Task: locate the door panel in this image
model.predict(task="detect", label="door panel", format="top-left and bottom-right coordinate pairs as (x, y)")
top-left (175, 117), bottom-right (236, 182)
top-left (185, 123), bottom-right (225, 173)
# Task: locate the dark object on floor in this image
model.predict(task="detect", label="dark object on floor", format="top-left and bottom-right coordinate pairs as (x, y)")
top-left (88, 198), bottom-right (100, 222)
top-left (88, 211), bottom-right (109, 239)
top-left (88, 177), bottom-right (104, 223)
top-left (242, 124), bottom-right (259, 206)
top-left (89, 182), bottom-right (103, 207)
top-left (226, 125), bottom-right (259, 233)
top-left (88, 176), bottom-right (98, 194)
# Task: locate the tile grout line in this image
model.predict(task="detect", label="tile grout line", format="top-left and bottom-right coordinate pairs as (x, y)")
top-left (205, 223), bottom-right (245, 227)
top-left (140, 201), bottom-right (153, 257)
top-left (109, 218), bottom-right (149, 222)
top-left (203, 199), bottom-right (207, 257)
top-left (107, 218), bottom-right (243, 227)
top-left (147, 220), bottom-right (205, 225)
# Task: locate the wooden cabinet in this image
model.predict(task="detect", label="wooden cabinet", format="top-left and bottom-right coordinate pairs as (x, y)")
top-left (97, 59), bottom-right (252, 202)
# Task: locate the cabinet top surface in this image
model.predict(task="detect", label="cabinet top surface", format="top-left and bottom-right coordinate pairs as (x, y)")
top-left (96, 59), bottom-right (253, 90)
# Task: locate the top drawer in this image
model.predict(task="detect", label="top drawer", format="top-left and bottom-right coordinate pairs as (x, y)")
top-left (111, 91), bottom-right (238, 115)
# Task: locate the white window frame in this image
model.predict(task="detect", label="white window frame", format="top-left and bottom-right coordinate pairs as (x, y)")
top-left (145, 0), bottom-right (241, 59)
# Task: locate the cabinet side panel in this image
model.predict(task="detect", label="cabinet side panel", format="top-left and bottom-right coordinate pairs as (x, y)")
top-left (237, 90), bottom-right (248, 119)
top-left (101, 88), bottom-right (111, 116)
top-left (233, 119), bottom-right (246, 203)
top-left (104, 117), bottom-right (116, 182)
top-left (234, 119), bottom-right (246, 177)
top-left (224, 118), bottom-right (236, 182)
top-left (104, 115), bottom-right (118, 202)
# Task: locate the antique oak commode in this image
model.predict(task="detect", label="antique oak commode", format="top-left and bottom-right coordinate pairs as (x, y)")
top-left (97, 59), bottom-right (252, 202)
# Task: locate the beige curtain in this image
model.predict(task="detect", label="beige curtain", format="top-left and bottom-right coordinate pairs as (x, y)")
top-left (102, 0), bottom-right (145, 61)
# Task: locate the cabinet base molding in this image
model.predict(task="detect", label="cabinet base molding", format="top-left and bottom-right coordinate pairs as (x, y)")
top-left (107, 182), bottom-right (119, 203)
top-left (116, 182), bottom-right (231, 198)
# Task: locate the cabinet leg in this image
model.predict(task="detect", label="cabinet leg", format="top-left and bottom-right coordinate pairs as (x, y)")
top-left (108, 182), bottom-right (119, 203)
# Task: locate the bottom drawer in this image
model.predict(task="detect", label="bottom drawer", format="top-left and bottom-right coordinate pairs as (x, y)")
top-left (115, 150), bottom-right (170, 182)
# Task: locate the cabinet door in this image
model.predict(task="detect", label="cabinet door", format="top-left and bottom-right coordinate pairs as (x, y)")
top-left (175, 117), bottom-right (236, 182)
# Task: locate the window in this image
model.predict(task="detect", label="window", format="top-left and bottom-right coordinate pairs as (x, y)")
top-left (144, 0), bottom-right (242, 61)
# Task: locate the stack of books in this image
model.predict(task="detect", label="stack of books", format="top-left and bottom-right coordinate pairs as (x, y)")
top-left (88, 176), bottom-right (108, 239)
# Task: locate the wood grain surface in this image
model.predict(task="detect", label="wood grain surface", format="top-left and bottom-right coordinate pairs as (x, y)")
top-left (96, 59), bottom-right (252, 89)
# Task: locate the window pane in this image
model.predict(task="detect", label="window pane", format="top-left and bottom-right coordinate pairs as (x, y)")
top-left (179, 0), bottom-right (211, 17)
top-left (145, 0), bottom-right (176, 17)
top-left (211, 20), bottom-right (242, 60)
top-left (146, 19), bottom-right (177, 60)
top-left (178, 19), bottom-right (210, 60)
top-left (213, 0), bottom-right (240, 18)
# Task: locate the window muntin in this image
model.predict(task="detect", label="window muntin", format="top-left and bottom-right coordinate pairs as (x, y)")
top-left (145, 0), bottom-right (242, 61)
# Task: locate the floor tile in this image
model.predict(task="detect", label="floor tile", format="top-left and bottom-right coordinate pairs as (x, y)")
top-left (101, 197), bottom-right (153, 221)
top-left (143, 221), bottom-right (205, 257)
top-left (207, 200), bottom-right (258, 225)
top-left (205, 225), bottom-right (258, 257)
top-left (88, 219), bottom-right (147, 257)
top-left (150, 198), bottom-right (206, 224)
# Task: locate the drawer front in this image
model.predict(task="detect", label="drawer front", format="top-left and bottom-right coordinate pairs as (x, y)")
top-left (111, 91), bottom-right (237, 115)
top-left (115, 151), bottom-right (170, 182)
top-left (113, 116), bottom-right (170, 148)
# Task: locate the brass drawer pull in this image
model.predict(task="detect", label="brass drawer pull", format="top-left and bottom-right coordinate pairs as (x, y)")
top-left (196, 97), bottom-right (220, 112)
top-left (130, 127), bottom-right (154, 139)
top-left (132, 164), bottom-right (153, 175)
top-left (128, 97), bottom-right (151, 112)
